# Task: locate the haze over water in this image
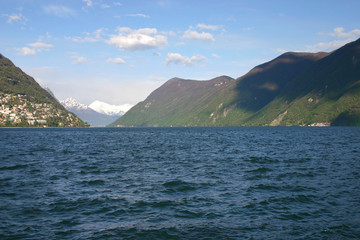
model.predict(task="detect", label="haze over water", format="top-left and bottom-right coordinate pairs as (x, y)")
top-left (1, 127), bottom-right (360, 239)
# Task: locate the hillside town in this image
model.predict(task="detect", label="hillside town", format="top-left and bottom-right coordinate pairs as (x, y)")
top-left (0, 92), bottom-right (86, 127)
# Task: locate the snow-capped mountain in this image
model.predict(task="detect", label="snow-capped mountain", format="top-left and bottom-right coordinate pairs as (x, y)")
top-left (60, 97), bottom-right (88, 110)
top-left (60, 98), bottom-right (133, 126)
top-left (89, 100), bottom-right (133, 116)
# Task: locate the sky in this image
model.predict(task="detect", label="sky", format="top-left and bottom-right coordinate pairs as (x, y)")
top-left (1, 0), bottom-right (360, 105)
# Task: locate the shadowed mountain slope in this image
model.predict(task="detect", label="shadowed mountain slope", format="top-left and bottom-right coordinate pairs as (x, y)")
top-left (112, 39), bottom-right (360, 126)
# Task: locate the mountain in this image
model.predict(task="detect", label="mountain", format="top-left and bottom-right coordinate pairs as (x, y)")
top-left (61, 98), bottom-right (132, 126)
top-left (110, 76), bottom-right (235, 126)
top-left (111, 38), bottom-right (360, 127)
top-left (0, 54), bottom-right (88, 127)
top-left (88, 100), bottom-right (132, 116)
top-left (61, 97), bottom-right (88, 110)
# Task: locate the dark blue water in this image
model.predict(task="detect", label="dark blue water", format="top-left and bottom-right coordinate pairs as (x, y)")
top-left (1, 127), bottom-right (360, 239)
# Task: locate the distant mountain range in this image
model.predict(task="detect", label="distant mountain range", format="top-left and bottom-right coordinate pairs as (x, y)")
top-left (61, 98), bottom-right (132, 126)
top-left (111, 38), bottom-right (360, 127)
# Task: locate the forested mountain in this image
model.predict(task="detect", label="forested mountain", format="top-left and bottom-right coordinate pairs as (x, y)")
top-left (111, 38), bottom-right (360, 126)
top-left (0, 54), bottom-right (88, 127)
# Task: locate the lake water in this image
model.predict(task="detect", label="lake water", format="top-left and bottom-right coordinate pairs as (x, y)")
top-left (1, 127), bottom-right (360, 239)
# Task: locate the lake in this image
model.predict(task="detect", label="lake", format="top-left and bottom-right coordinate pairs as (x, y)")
top-left (1, 127), bottom-right (359, 239)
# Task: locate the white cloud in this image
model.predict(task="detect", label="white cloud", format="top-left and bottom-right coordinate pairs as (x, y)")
top-left (107, 27), bottom-right (167, 51)
top-left (149, 75), bottom-right (167, 82)
top-left (69, 28), bottom-right (104, 43)
top-left (305, 27), bottom-right (360, 52)
top-left (82, 0), bottom-right (93, 7)
top-left (305, 39), bottom-right (353, 52)
top-left (17, 41), bottom-right (53, 56)
top-left (5, 13), bottom-right (28, 24)
top-left (211, 53), bottom-right (220, 58)
top-left (72, 56), bottom-right (88, 64)
top-left (101, 4), bottom-right (110, 9)
top-left (331, 27), bottom-right (360, 38)
top-left (113, 2), bottom-right (122, 6)
top-left (18, 47), bottom-right (36, 56)
top-left (28, 42), bottom-right (53, 49)
top-left (197, 23), bottom-right (221, 31)
top-left (165, 53), bottom-right (207, 67)
top-left (243, 27), bottom-right (252, 31)
top-left (43, 5), bottom-right (75, 18)
top-left (276, 48), bottom-right (287, 54)
top-left (182, 29), bottom-right (214, 42)
top-left (126, 13), bottom-right (150, 18)
top-left (107, 57), bottom-right (126, 64)
top-left (175, 42), bottom-right (186, 46)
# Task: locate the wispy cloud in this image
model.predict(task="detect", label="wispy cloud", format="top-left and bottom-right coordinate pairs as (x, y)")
top-left (28, 42), bottom-right (53, 49)
top-left (305, 39), bottom-right (353, 52)
top-left (101, 4), bottom-right (111, 9)
top-left (182, 29), bottom-right (214, 42)
top-left (17, 41), bottom-right (53, 55)
top-left (331, 27), bottom-right (360, 39)
top-left (107, 27), bottom-right (167, 51)
top-left (18, 47), bottom-right (36, 56)
top-left (197, 23), bottom-right (221, 31)
top-left (68, 28), bottom-right (104, 43)
top-left (72, 56), bottom-right (88, 64)
top-left (82, 0), bottom-right (93, 7)
top-left (107, 57), bottom-right (126, 64)
top-left (165, 53), bottom-right (207, 67)
top-left (126, 13), bottom-right (150, 18)
top-left (306, 27), bottom-right (360, 52)
top-left (182, 24), bottom-right (222, 42)
top-left (5, 13), bottom-right (28, 24)
top-left (43, 5), bottom-right (76, 18)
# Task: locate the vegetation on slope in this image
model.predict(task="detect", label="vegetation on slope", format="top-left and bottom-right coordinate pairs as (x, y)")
top-left (111, 38), bottom-right (360, 127)
top-left (0, 54), bottom-right (88, 127)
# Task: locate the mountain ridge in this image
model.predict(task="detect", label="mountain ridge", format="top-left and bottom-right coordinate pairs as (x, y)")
top-left (60, 98), bottom-right (133, 126)
top-left (0, 54), bottom-right (88, 127)
top-left (111, 38), bottom-right (360, 127)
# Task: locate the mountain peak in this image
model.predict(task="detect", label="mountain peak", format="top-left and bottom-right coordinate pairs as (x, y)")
top-left (88, 100), bottom-right (133, 116)
top-left (60, 98), bottom-right (88, 110)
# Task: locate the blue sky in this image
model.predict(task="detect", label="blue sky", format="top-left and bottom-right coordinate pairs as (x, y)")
top-left (1, 0), bottom-right (360, 105)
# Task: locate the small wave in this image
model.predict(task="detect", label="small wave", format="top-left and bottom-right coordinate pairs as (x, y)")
top-left (175, 209), bottom-right (204, 218)
top-left (81, 179), bottom-right (105, 185)
top-left (162, 180), bottom-right (197, 192)
top-left (134, 200), bottom-right (176, 209)
top-left (0, 164), bottom-right (28, 171)
top-left (247, 156), bottom-right (279, 163)
top-left (247, 167), bottom-right (272, 173)
top-left (247, 184), bottom-right (280, 191)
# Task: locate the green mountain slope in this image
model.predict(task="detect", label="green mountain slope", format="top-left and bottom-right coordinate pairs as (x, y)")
top-left (0, 54), bottom-right (88, 127)
top-left (111, 38), bottom-right (360, 127)
top-left (111, 76), bottom-right (235, 126)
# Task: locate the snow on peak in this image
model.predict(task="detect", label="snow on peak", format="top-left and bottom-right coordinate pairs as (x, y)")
top-left (60, 97), bottom-right (88, 110)
top-left (89, 100), bottom-right (133, 116)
